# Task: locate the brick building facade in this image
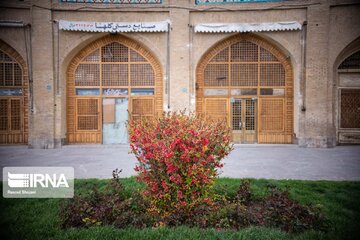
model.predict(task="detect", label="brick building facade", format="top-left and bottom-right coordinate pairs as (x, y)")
top-left (0, 0), bottom-right (359, 148)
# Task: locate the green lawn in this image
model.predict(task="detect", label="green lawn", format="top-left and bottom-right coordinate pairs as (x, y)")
top-left (1, 178), bottom-right (360, 240)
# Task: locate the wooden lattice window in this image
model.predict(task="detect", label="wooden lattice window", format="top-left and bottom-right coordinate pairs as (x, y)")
top-left (0, 50), bottom-right (22, 87)
top-left (340, 89), bottom-right (360, 129)
top-left (204, 40), bottom-right (285, 88)
top-left (75, 42), bottom-right (155, 88)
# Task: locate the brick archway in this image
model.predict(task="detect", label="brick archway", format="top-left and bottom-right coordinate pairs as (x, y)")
top-left (67, 35), bottom-right (163, 144)
top-left (0, 39), bottom-right (29, 144)
top-left (196, 34), bottom-right (293, 144)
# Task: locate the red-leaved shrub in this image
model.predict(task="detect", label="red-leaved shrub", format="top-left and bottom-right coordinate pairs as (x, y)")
top-left (129, 112), bottom-right (233, 220)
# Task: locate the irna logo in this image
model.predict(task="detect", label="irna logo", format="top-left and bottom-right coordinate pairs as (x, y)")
top-left (8, 172), bottom-right (69, 188)
top-left (3, 167), bottom-right (74, 198)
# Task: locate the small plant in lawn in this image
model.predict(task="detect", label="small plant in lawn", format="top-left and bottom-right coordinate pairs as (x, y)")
top-left (59, 169), bottom-right (153, 229)
top-left (128, 111), bottom-right (233, 224)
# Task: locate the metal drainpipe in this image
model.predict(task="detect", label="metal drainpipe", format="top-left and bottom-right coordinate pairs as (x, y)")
top-left (188, 24), bottom-right (194, 112)
top-left (300, 21), bottom-right (307, 112)
top-left (166, 22), bottom-right (171, 110)
top-left (300, 21), bottom-right (307, 142)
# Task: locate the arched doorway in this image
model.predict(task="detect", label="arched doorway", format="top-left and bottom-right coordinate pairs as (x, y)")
top-left (0, 40), bottom-right (28, 144)
top-left (67, 35), bottom-right (163, 144)
top-left (337, 49), bottom-right (360, 144)
top-left (196, 34), bottom-right (293, 144)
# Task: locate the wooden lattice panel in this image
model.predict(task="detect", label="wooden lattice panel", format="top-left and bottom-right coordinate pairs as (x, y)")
top-left (204, 64), bottom-right (228, 86)
top-left (205, 98), bottom-right (228, 122)
top-left (130, 64), bottom-right (155, 86)
top-left (232, 100), bottom-right (242, 130)
top-left (260, 47), bottom-right (278, 62)
top-left (210, 48), bottom-right (228, 62)
top-left (132, 98), bottom-right (154, 115)
top-left (75, 64), bottom-right (100, 86)
top-left (130, 49), bottom-right (147, 62)
top-left (230, 41), bottom-right (258, 62)
top-left (83, 49), bottom-right (100, 62)
top-left (67, 35), bottom-right (163, 144)
top-left (340, 89), bottom-right (360, 129)
top-left (231, 64), bottom-right (258, 86)
top-left (0, 99), bottom-right (7, 131)
top-left (260, 63), bottom-right (285, 86)
top-left (0, 51), bottom-right (22, 86)
top-left (197, 34), bottom-right (293, 144)
top-left (102, 64), bottom-right (128, 86)
top-left (260, 99), bottom-right (284, 131)
top-left (245, 100), bottom-right (255, 131)
top-left (10, 99), bottom-right (21, 131)
top-left (102, 42), bottom-right (128, 62)
top-left (76, 99), bottom-right (99, 131)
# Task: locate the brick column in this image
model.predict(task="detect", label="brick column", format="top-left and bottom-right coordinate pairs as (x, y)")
top-left (29, 0), bottom-right (55, 148)
top-left (169, 5), bottom-right (190, 111)
top-left (299, 1), bottom-right (335, 147)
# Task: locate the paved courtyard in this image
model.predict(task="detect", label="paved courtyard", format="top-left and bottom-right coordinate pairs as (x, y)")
top-left (0, 144), bottom-right (359, 180)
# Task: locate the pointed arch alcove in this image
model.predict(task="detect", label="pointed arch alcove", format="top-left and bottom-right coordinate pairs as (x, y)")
top-left (336, 38), bottom-right (360, 144)
top-left (0, 39), bottom-right (29, 144)
top-left (196, 34), bottom-right (293, 144)
top-left (67, 35), bottom-right (163, 144)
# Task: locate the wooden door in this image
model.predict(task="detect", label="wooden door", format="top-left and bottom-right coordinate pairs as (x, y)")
top-left (0, 97), bottom-right (24, 144)
top-left (231, 98), bottom-right (257, 143)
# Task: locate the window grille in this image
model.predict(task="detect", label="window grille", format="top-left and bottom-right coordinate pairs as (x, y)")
top-left (340, 89), bottom-right (360, 129)
top-left (204, 40), bottom-right (285, 88)
top-left (0, 50), bottom-right (22, 87)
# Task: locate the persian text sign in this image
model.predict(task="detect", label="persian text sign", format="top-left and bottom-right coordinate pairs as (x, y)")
top-left (196, 0), bottom-right (285, 4)
top-left (59, 20), bottom-right (169, 33)
top-left (3, 167), bottom-right (74, 198)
